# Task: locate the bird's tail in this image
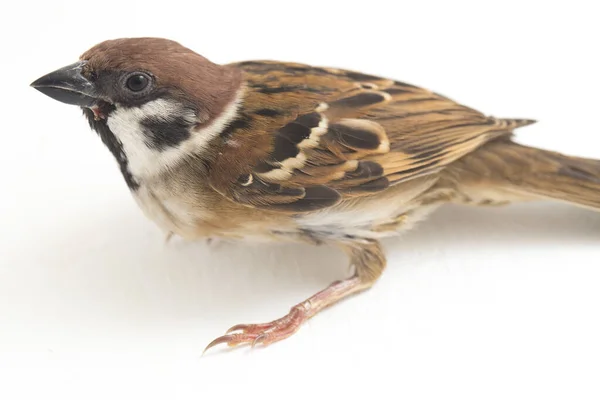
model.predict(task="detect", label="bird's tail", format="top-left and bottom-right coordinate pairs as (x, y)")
top-left (447, 139), bottom-right (600, 211)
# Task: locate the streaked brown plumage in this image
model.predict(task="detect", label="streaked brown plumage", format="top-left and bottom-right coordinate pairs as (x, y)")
top-left (30, 38), bottom-right (600, 353)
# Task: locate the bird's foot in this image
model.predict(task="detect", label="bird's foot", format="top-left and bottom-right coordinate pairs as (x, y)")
top-left (203, 275), bottom-right (366, 353)
top-left (204, 304), bottom-right (309, 352)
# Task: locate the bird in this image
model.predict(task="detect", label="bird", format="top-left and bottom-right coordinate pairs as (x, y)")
top-left (31, 37), bottom-right (600, 353)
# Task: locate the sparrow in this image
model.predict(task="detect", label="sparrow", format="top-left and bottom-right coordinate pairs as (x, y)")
top-left (31, 37), bottom-right (600, 352)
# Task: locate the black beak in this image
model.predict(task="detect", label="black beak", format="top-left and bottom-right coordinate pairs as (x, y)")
top-left (30, 61), bottom-right (98, 107)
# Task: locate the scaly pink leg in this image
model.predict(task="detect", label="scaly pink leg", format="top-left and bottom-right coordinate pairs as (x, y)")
top-left (203, 240), bottom-right (387, 353)
top-left (204, 276), bottom-right (368, 352)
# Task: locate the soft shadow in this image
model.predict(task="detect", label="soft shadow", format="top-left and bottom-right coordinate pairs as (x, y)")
top-left (394, 202), bottom-right (600, 251)
top-left (34, 200), bottom-right (599, 338)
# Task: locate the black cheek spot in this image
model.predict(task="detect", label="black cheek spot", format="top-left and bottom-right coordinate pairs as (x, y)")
top-left (141, 116), bottom-right (192, 150)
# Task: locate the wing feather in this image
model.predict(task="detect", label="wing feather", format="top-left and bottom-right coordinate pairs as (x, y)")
top-left (208, 62), bottom-right (535, 212)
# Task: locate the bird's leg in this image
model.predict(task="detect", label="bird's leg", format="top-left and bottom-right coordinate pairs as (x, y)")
top-left (204, 240), bottom-right (386, 352)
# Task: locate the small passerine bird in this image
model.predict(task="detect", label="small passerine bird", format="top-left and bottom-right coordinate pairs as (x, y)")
top-left (31, 38), bottom-right (600, 352)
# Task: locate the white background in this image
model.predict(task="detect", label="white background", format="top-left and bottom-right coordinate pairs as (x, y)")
top-left (1, 1), bottom-right (599, 399)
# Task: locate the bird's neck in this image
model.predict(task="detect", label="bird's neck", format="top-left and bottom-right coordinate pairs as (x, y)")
top-left (84, 87), bottom-right (246, 190)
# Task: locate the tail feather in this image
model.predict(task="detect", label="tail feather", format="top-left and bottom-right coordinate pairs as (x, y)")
top-left (527, 151), bottom-right (600, 210)
top-left (448, 139), bottom-right (600, 210)
top-left (497, 118), bottom-right (538, 130)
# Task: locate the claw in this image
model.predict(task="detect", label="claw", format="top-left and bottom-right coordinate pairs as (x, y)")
top-left (203, 334), bottom-right (234, 354)
top-left (204, 306), bottom-right (311, 353)
top-left (226, 324), bottom-right (248, 334)
top-left (203, 332), bottom-right (265, 355)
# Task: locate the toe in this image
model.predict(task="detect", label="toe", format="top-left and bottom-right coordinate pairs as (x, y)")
top-left (203, 334), bottom-right (235, 354)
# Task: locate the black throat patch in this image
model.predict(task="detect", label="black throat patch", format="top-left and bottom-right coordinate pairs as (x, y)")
top-left (83, 107), bottom-right (139, 190)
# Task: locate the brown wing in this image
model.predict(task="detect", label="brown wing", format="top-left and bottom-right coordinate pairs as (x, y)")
top-left (208, 61), bottom-right (535, 212)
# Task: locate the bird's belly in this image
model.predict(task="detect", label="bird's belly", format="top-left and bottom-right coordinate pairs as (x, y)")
top-left (132, 184), bottom-right (211, 239)
top-left (295, 201), bottom-right (442, 242)
top-left (132, 175), bottom-right (446, 243)
top-left (294, 177), bottom-right (445, 242)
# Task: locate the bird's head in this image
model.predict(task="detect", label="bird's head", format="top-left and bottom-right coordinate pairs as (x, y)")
top-left (31, 38), bottom-right (243, 189)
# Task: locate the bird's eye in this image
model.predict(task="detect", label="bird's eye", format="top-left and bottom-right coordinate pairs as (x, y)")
top-left (125, 73), bottom-right (150, 92)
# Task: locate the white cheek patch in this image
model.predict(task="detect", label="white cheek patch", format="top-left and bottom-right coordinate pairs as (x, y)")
top-left (106, 88), bottom-right (244, 180)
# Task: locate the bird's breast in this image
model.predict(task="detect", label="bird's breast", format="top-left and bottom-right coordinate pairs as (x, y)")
top-left (130, 180), bottom-right (296, 242)
top-left (131, 173), bottom-right (449, 243)
top-left (132, 183), bottom-right (206, 239)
